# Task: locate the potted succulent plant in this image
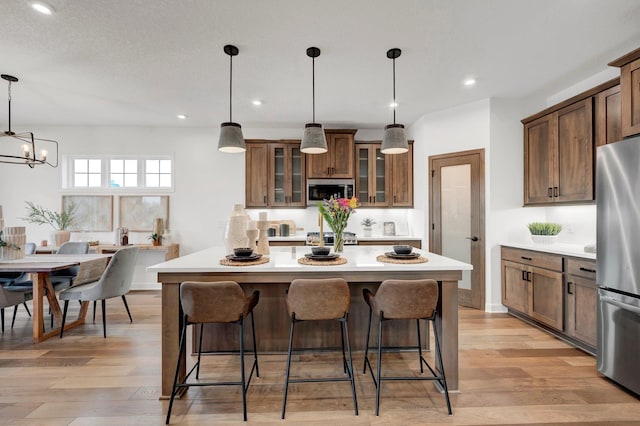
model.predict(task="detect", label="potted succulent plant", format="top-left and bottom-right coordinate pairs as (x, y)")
top-left (148, 233), bottom-right (162, 246)
top-left (360, 217), bottom-right (376, 237)
top-left (527, 222), bottom-right (562, 245)
top-left (22, 201), bottom-right (76, 246)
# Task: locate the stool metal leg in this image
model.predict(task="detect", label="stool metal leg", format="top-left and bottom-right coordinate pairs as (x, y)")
top-left (375, 314), bottom-right (384, 416)
top-left (363, 307), bottom-right (373, 374)
top-left (342, 314), bottom-right (358, 415)
top-left (195, 323), bottom-right (204, 379)
top-left (251, 310), bottom-right (259, 378)
top-left (416, 319), bottom-right (424, 373)
top-left (281, 315), bottom-right (296, 419)
top-left (340, 320), bottom-right (347, 374)
top-left (166, 315), bottom-right (188, 424)
top-left (239, 317), bottom-right (247, 421)
top-left (432, 319), bottom-right (452, 415)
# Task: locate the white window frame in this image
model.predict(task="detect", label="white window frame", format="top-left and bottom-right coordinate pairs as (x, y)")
top-left (62, 154), bottom-right (174, 192)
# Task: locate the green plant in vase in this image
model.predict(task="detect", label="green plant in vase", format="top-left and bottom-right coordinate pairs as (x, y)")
top-left (318, 196), bottom-right (361, 253)
top-left (22, 201), bottom-right (76, 246)
top-left (527, 222), bottom-right (562, 244)
top-left (148, 233), bottom-right (162, 246)
top-left (360, 217), bottom-right (376, 237)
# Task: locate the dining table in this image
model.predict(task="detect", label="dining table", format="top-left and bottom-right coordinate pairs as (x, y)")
top-left (0, 253), bottom-right (112, 342)
top-left (148, 245), bottom-right (472, 398)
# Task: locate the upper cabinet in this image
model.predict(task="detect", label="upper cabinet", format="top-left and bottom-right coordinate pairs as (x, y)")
top-left (245, 140), bottom-right (306, 208)
top-left (524, 99), bottom-right (593, 205)
top-left (355, 141), bottom-right (413, 208)
top-left (522, 79), bottom-right (620, 206)
top-left (306, 129), bottom-right (356, 178)
top-left (609, 47), bottom-right (640, 138)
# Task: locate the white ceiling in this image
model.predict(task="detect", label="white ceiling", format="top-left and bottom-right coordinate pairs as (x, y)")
top-left (1, 0), bottom-right (639, 130)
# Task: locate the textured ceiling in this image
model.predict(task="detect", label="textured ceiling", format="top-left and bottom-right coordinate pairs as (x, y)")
top-left (1, 0), bottom-right (639, 130)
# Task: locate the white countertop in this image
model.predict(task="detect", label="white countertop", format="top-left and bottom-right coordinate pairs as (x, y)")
top-left (502, 242), bottom-right (596, 260)
top-left (268, 235), bottom-right (422, 242)
top-left (148, 245), bottom-right (472, 273)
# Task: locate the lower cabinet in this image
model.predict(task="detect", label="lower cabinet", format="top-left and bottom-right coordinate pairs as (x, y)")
top-left (501, 246), bottom-right (597, 354)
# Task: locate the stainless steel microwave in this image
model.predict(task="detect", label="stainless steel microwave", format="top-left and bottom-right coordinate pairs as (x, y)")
top-left (307, 179), bottom-right (355, 205)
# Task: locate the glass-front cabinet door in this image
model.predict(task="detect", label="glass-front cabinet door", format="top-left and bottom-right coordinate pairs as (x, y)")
top-left (355, 143), bottom-right (388, 207)
top-left (269, 143), bottom-right (306, 207)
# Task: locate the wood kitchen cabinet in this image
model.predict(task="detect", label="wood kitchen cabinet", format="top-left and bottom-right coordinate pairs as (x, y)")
top-left (609, 48), bottom-right (640, 138)
top-left (523, 98), bottom-right (593, 205)
top-left (565, 258), bottom-right (597, 351)
top-left (306, 129), bottom-right (356, 178)
top-left (355, 141), bottom-right (413, 207)
top-left (501, 247), bottom-right (563, 331)
top-left (245, 140), bottom-right (306, 208)
top-left (595, 84), bottom-right (622, 147)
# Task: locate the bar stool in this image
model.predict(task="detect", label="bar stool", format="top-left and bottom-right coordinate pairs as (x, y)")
top-left (165, 281), bottom-right (260, 424)
top-left (281, 278), bottom-right (358, 419)
top-left (362, 279), bottom-right (452, 416)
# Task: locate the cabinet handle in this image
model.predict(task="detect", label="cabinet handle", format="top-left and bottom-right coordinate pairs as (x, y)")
top-left (527, 271), bottom-right (532, 282)
top-left (548, 187), bottom-right (553, 198)
top-left (567, 281), bottom-right (574, 295)
top-left (327, 167), bottom-right (331, 175)
top-left (554, 186), bottom-right (559, 197)
top-left (522, 270), bottom-right (527, 281)
top-left (373, 196), bottom-right (376, 203)
top-left (264, 196), bottom-right (267, 204)
top-left (579, 267), bottom-right (596, 273)
top-left (394, 195), bottom-right (397, 203)
top-left (521, 256), bottom-right (532, 261)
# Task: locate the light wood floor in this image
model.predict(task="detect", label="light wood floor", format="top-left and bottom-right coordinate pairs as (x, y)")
top-left (1, 290), bottom-right (638, 425)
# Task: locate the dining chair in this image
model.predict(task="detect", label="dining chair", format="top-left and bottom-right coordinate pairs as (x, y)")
top-left (58, 246), bottom-right (139, 338)
top-left (1, 242), bottom-right (36, 328)
top-left (362, 279), bottom-right (452, 416)
top-left (49, 241), bottom-right (90, 290)
top-left (1, 281), bottom-right (33, 333)
top-left (281, 278), bottom-right (358, 419)
top-left (166, 281), bottom-right (260, 424)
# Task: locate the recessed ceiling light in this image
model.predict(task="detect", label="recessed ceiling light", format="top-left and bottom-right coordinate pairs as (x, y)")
top-left (177, 114), bottom-right (187, 119)
top-left (389, 101), bottom-right (398, 108)
top-left (31, 2), bottom-right (54, 15)
top-left (252, 100), bottom-right (262, 106)
top-left (463, 78), bottom-right (477, 87)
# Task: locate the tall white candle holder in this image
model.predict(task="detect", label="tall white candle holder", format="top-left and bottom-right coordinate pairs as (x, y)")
top-left (256, 220), bottom-right (270, 255)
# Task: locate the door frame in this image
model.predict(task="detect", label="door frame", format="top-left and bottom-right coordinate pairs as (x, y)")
top-left (429, 148), bottom-right (485, 309)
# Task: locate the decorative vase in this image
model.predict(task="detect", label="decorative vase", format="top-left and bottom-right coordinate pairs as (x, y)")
top-left (530, 235), bottom-right (558, 245)
top-left (52, 230), bottom-right (71, 247)
top-left (363, 227), bottom-right (372, 237)
top-left (223, 204), bottom-right (250, 254)
top-left (2, 226), bottom-right (26, 260)
top-left (333, 230), bottom-right (344, 253)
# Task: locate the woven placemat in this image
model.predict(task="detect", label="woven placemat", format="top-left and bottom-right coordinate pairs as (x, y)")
top-left (219, 257), bottom-right (270, 267)
top-left (298, 257), bottom-right (347, 266)
top-left (376, 255), bottom-right (428, 264)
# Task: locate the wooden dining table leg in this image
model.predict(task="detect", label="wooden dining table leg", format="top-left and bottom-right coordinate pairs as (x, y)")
top-left (32, 272), bottom-right (45, 343)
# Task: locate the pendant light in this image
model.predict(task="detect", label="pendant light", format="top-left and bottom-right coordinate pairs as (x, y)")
top-left (300, 47), bottom-right (327, 154)
top-left (0, 74), bottom-right (59, 168)
top-left (217, 44), bottom-right (246, 153)
top-left (381, 48), bottom-right (408, 154)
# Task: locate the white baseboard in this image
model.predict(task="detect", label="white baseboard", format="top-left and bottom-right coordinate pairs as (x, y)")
top-left (485, 303), bottom-right (508, 313)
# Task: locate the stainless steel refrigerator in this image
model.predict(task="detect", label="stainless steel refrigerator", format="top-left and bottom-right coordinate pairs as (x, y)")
top-left (596, 136), bottom-right (640, 396)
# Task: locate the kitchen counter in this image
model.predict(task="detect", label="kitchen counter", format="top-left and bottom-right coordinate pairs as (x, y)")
top-left (501, 242), bottom-right (596, 260)
top-left (149, 245), bottom-right (471, 397)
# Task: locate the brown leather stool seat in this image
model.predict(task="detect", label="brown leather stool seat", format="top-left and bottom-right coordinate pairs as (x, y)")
top-left (363, 279), bottom-right (452, 416)
top-left (165, 281), bottom-right (260, 424)
top-left (281, 278), bottom-right (358, 419)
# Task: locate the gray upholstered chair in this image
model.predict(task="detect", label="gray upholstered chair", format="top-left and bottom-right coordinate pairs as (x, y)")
top-left (50, 241), bottom-right (90, 290)
top-left (59, 246), bottom-right (139, 338)
top-left (281, 278), bottom-right (358, 419)
top-left (1, 282), bottom-right (33, 332)
top-left (166, 281), bottom-right (260, 424)
top-left (1, 242), bottom-right (36, 327)
top-left (362, 279), bottom-right (452, 416)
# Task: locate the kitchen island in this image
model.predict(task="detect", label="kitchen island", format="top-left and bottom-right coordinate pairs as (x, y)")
top-left (148, 245), bottom-right (472, 397)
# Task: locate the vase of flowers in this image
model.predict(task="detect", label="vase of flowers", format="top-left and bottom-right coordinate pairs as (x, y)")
top-left (318, 196), bottom-right (360, 253)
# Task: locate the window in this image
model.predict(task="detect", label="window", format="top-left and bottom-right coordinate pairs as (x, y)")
top-left (74, 159), bottom-right (102, 187)
top-left (63, 155), bottom-right (173, 191)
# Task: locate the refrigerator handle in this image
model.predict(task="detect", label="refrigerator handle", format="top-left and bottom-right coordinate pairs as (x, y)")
top-left (600, 295), bottom-right (640, 315)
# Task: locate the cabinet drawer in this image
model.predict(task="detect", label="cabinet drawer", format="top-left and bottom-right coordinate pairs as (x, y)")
top-left (501, 247), bottom-right (562, 271)
top-left (566, 258), bottom-right (596, 280)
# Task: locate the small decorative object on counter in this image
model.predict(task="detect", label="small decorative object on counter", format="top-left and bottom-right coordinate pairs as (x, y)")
top-left (527, 222), bottom-right (562, 245)
top-left (22, 201), bottom-right (76, 246)
top-left (246, 221), bottom-right (259, 253)
top-left (318, 196), bottom-right (360, 253)
top-left (360, 217), bottom-right (376, 237)
top-left (223, 204), bottom-right (250, 254)
top-left (148, 233), bottom-right (162, 246)
top-left (256, 218), bottom-right (270, 255)
top-left (153, 218), bottom-right (165, 239)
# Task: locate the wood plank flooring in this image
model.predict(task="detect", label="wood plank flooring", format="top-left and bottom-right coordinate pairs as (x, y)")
top-left (1, 290), bottom-right (638, 425)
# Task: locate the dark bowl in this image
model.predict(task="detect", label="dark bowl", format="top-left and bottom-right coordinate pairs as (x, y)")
top-left (233, 247), bottom-right (254, 257)
top-left (393, 245), bottom-right (413, 255)
top-left (311, 246), bottom-right (331, 256)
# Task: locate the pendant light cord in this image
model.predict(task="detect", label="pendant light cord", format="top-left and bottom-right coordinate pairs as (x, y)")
top-left (392, 56), bottom-right (396, 125)
top-left (229, 53), bottom-right (233, 123)
top-left (312, 55), bottom-right (316, 123)
top-left (7, 80), bottom-right (12, 134)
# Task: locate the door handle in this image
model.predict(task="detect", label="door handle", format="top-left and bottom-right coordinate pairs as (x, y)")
top-left (465, 236), bottom-right (479, 242)
top-left (600, 295), bottom-right (640, 315)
